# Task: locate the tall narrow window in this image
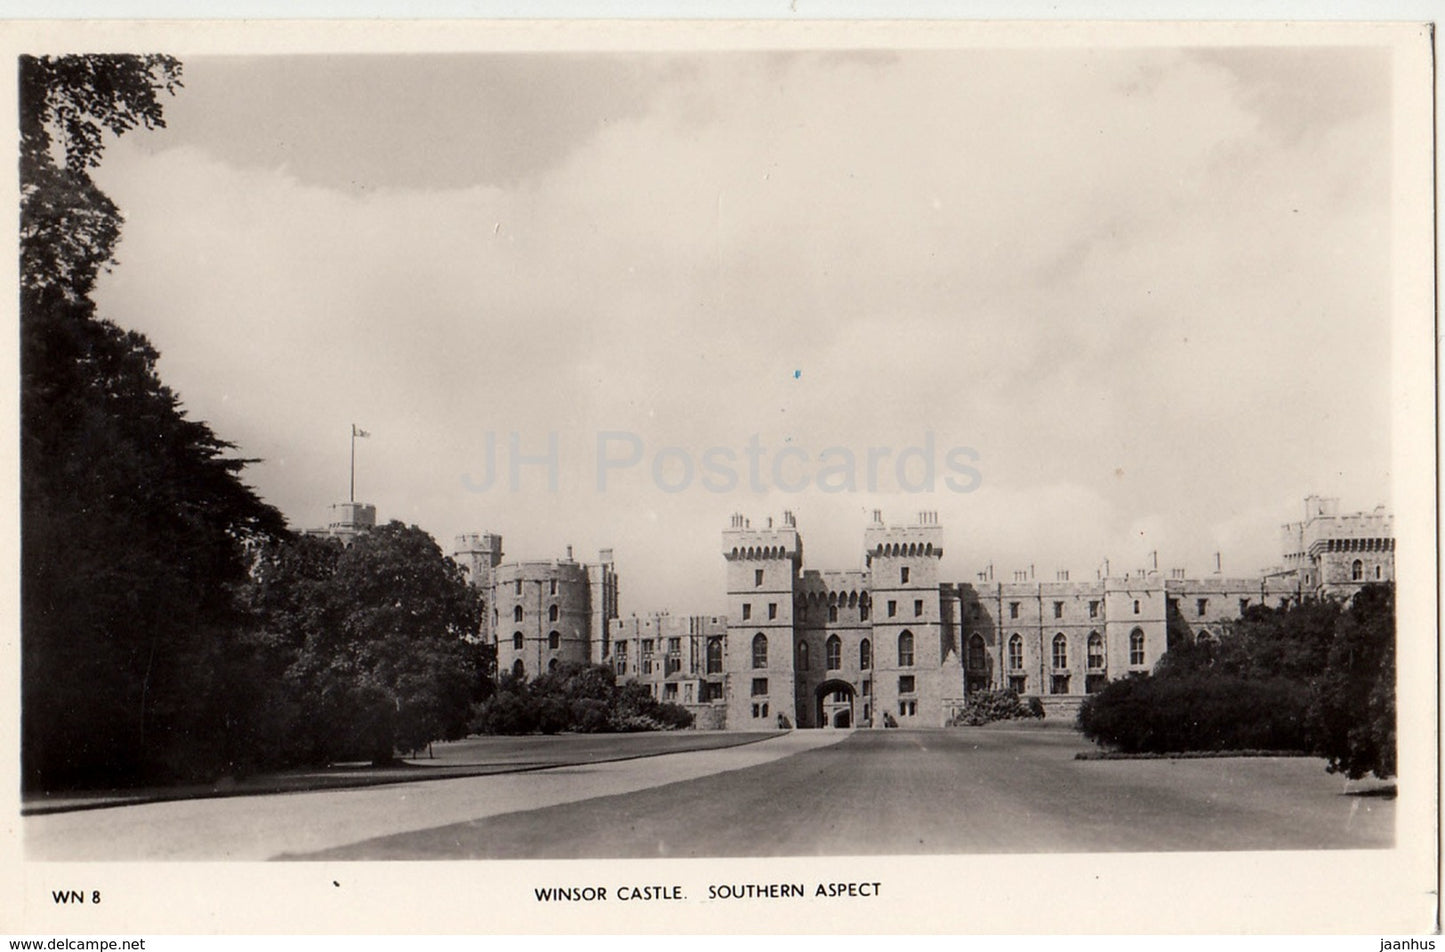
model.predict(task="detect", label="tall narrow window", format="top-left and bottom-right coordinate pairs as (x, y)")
top-left (752, 633), bottom-right (768, 669)
top-left (914, 599), bottom-right (923, 617)
top-left (549, 579), bottom-right (557, 596)
top-left (1052, 633), bottom-right (1068, 670)
top-left (512, 632), bottom-right (523, 650)
top-left (898, 630), bottom-right (915, 667)
top-left (887, 600), bottom-right (897, 618)
top-left (1352, 559), bottom-right (1364, 581)
top-left (826, 635), bottom-right (842, 671)
top-left (1087, 631), bottom-right (1104, 670)
top-left (548, 604), bottom-right (559, 622)
top-left (1129, 628), bottom-right (1145, 666)
top-left (797, 641), bottom-right (809, 670)
top-left (1196, 598), bottom-right (1208, 617)
top-left (968, 634), bottom-right (986, 671)
top-left (513, 605), bottom-right (523, 622)
top-left (755, 568), bottom-right (764, 587)
top-left (548, 631), bottom-right (560, 650)
top-left (860, 638), bottom-right (872, 670)
top-left (900, 567), bottom-right (910, 584)
top-left (706, 636), bottom-right (723, 674)
top-left (742, 603), bottom-right (751, 621)
top-left (1053, 601), bottom-right (1063, 619)
top-left (829, 604), bottom-right (838, 622)
top-left (1009, 601), bottom-right (1019, 619)
top-left (768, 602), bottom-right (778, 620)
top-left (1008, 634), bottom-right (1023, 671)
top-left (512, 659), bottom-right (525, 678)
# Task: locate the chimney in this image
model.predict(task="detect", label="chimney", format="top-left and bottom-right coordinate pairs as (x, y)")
top-left (872, 509), bottom-right (883, 525)
top-left (565, 545), bottom-right (573, 561)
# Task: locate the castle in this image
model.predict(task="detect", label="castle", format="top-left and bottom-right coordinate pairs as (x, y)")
top-left (451, 495), bottom-right (1393, 729)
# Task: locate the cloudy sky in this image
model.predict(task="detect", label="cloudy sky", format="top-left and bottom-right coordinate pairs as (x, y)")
top-left (88, 43), bottom-right (1396, 614)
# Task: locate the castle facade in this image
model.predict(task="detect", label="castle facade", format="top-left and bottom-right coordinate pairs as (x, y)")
top-left (454, 495), bottom-right (1393, 729)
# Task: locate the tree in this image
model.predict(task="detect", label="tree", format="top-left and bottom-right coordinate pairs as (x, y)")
top-left (21, 55), bottom-right (287, 789)
top-left (248, 523), bottom-right (488, 764)
top-left (1311, 584), bottom-right (1395, 779)
top-left (1080, 585), bottom-right (1396, 778)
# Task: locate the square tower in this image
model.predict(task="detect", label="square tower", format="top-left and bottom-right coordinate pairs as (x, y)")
top-left (863, 510), bottom-right (948, 726)
top-left (722, 512), bottom-right (801, 728)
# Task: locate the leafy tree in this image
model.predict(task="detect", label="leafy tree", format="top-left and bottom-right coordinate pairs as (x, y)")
top-left (21, 54), bottom-right (288, 789)
top-left (1081, 585), bottom-right (1396, 778)
top-left (1311, 584), bottom-right (1395, 779)
top-left (247, 523), bottom-right (489, 764)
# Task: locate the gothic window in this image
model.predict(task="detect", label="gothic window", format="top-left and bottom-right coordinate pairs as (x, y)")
top-left (752, 633), bottom-right (768, 669)
top-left (1052, 633), bottom-right (1068, 670)
top-left (898, 631), bottom-right (915, 667)
top-left (1129, 628), bottom-right (1145, 666)
top-left (968, 635), bottom-right (986, 671)
top-left (706, 636), bottom-right (723, 674)
top-left (826, 635), bottom-right (842, 671)
top-left (860, 638), bottom-right (872, 670)
top-left (1087, 631), bottom-right (1104, 670)
top-left (512, 631), bottom-right (523, 650)
top-left (1008, 634), bottom-right (1023, 671)
top-left (1352, 559), bottom-right (1364, 581)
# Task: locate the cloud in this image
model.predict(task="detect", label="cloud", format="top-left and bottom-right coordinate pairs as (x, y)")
top-left (89, 46), bottom-right (1394, 612)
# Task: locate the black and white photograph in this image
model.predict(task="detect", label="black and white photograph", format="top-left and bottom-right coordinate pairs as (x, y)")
top-left (3, 14), bottom-right (1438, 938)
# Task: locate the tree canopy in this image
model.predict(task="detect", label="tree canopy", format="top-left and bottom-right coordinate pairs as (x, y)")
top-left (1080, 584), bottom-right (1396, 779)
top-left (21, 54), bottom-right (288, 789)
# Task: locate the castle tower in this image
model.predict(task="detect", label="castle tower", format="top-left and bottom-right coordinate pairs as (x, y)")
top-left (863, 510), bottom-right (949, 726)
top-left (722, 512), bottom-right (801, 728)
top-left (453, 532), bottom-right (503, 644)
top-left (587, 548), bottom-right (620, 664)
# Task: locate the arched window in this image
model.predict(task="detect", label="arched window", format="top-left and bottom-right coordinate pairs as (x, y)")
top-left (512, 631), bottom-right (523, 650)
top-left (548, 658), bottom-right (559, 673)
top-left (1052, 633), bottom-right (1068, 670)
top-left (1129, 628), bottom-right (1145, 666)
top-left (1375, 564), bottom-right (1382, 579)
top-left (512, 659), bottom-right (525, 678)
top-left (752, 633), bottom-right (768, 669)
top-left (548, 631), bottom-right (560, 650)
top-left (968, 634), bottom-right (986, 671)
top-left (1008, 634), bottom-right (1023, 670)
top-left (513, 605), bottom-right (523, 622)
top-left (1087, 631), bottom-right (1104, 670)
top-left (1196, 629), bottom-right (1213, 645)
top-left (898, 630), bottom-right (915, 667)
top-left (859, 638), bottom-right (872, 670)
top-left (797, 641), bottom-right (810, 670)
top-left (706, 636), bottom-right (723, 674)
top-left (1352, 559), bottom-right (1364, 581)
top-left (826, 635), bottom-right (842, 670)
top-left (548, 604), bottom-right (559, 622)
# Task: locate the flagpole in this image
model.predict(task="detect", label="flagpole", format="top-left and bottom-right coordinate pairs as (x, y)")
top-left (349, 424), bottom-right (356, 503)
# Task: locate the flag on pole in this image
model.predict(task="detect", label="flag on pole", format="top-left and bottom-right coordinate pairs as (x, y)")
top-left (353, 425), bottom-right (370, 438)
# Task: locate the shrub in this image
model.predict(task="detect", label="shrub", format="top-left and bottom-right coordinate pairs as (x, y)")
top-left (471, 661), bottom-right (693, 735)
top-left (1078, 673), bottom-right (1311, 753)
top-left (948, 688), bottom-right (1045, 726)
